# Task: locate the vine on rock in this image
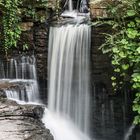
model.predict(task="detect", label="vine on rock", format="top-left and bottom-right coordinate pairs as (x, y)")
top-left (2, 0), bottom-right (22, 56)
top-left (98, 0), bottom-right (140, 124)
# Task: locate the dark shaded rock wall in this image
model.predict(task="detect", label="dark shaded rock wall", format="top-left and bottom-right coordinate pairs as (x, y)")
top-left (16, 22), bottom-right (48, 81)
top-left (91, 25), bottom-right (113, 94)
top-left (34, 23), bottom-right (48, 81)
top-left (34, 23), bottom-right (49, 103)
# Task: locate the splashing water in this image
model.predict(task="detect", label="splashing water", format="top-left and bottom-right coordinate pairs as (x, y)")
top-left (42, 109), bottom-right (91, 140)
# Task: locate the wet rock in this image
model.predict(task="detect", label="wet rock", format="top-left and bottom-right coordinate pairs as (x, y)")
top-left (0, 82), bottom-right (18, 90)
top-left (0, 90), bottom-right (6, 98)
top-left (0, 98), bottom-right (53, 140)
top-left (20, 22), bottom-right (34, 31)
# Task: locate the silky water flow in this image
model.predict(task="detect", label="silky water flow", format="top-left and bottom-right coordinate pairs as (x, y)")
top-left (42, 24), bottom-right (91, 140)
top-left (0, 55), bottom-right (40, 103)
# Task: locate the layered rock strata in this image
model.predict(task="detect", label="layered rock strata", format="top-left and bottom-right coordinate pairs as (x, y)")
top-left (0, 91), bottom-right (53, 140)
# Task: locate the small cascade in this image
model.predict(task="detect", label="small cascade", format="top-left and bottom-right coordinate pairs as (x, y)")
top-left (68, 0), bottom-right (73, 11)
top-left (124, 124), bottom-right (136, 140)
top-left (6, 55), bottom-right (37, 79)
top-left (0, 55), bottom-right (40, 103)
top-left (79, 0), bottom-right (89, 13)
top-left (4, 79), bottom-right (39, 102)
top-left (43, 24), bottom-right (91, 140)
top-left (61, 0), bottom-right (90, 22)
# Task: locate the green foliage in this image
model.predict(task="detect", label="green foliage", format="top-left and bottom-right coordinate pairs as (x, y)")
top-left (97, 0), bottom-right (140, 124)
top-left (0, 0), bottom-right (52, 55)
top-left (21, 0), bottom-right (50, 22)
top-left (23, 44), bottom-right (29, 51)
top-left (1, 0), bottom-right (22, 54)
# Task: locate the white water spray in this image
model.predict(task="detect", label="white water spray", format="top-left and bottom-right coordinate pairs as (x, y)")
top-left (43, 109), bottom-right (91, 140)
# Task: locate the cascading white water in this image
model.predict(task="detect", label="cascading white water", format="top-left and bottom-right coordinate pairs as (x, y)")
top-left (43, 24), bottom-right (91, 140)
top-left (6, 55), bottom-right (37, 79)
top-left (124, 124), bottom-right (136, 140)
top-left (79, 0), bottom-right (88, 13)
top-left (68, 0), bottom-right (73, 11)
top-left (0, 55), bottom-right (40, 103)
top-left (4, 79), bottom-right (39, 102)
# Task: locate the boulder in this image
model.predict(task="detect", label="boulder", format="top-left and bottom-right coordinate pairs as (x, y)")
top-left (0, 98), bottom-right (53, 140)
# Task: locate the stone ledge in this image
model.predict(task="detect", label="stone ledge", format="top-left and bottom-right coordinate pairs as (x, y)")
top-left (89, 0), bottom-right (113, 18)
top-left (0, 94), bottom-right (53, 140)
top-left (20, 22), bottom-right (34, 31)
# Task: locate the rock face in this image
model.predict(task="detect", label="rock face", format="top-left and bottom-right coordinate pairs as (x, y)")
top-left (0, 93), bottom-right (53, 140)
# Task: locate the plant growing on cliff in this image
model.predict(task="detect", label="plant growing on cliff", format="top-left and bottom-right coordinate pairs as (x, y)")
top-left (98, 0), bottom-right (140, 124)
top-left (21, 0), bottom-right (51, 22)
top-left (1, 0), bottom-right (22, 55)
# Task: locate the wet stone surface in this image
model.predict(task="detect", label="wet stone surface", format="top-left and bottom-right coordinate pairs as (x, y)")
top-left (0, 93), bottom-right (53, 140)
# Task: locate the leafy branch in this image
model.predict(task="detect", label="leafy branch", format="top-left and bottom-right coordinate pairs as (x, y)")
top-left (1, 0), bottom-right (22, 56)
top-left (96, 0), bottom-right (140, 124)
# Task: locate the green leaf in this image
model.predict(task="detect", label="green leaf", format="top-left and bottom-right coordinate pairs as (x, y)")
top-left (112, 47), bottom-right (119, 53)
top-left (112, 82), bottom-right (116, 87)
top-left (121, 39), bottom-right (128, 45)
top-left (127, 10), bottom-right (136, 16)
top-left (111, 76), bottom-right (116, 80)
top-left (122, 64), bottom-right (129, 70)
top-left (136, 47), bottom-right (140, 54)
top-left (114, 68), bottom-right (120, 72)
top-left (134, 116), bottom-right (140, 124)
top-left (119, 52), bottom-right (126, 58)
top-left (127, 28), bottom-right (138, 39)
top-left (135, 17), bottom-right (140, 23)
top-left (112, 60), bottom-right (119, 65)
top-left (128, 22), bottom-right (135, 28)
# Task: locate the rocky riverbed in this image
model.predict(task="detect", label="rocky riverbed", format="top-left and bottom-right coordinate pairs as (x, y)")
top-left (0, 91), bottom-right (53, 140)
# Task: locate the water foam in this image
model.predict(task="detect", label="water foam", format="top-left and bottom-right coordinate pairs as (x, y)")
top-left (42, 109), bottom-right (91, 140)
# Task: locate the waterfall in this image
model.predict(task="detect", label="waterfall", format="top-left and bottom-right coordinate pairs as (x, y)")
top-left (4, 79), bottom-right (39, 102)
top-left (124, 124), bottom-right (136, 140)
top-left (64, 0), bottom-right (88, 13)
top-left (68, 0), bottom-right (73, 11)
top-left (6, 55), bottom-right (37, 80)
top-left (79, 0), bottom-right (89, 13)
top-left (0, 55), bottom-right (40, 103)
top-left (43, 24), bottom-right (91, 140)
top-left (61, 0), bottom-right (90, 24)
